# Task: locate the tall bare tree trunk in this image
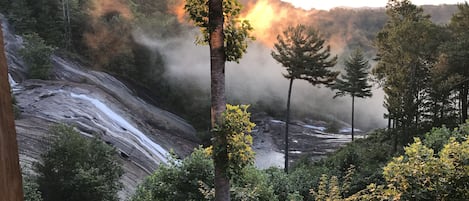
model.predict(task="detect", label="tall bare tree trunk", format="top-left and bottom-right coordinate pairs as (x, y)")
top-left (461, 85), bottom-right (468, 123)
top-left (284, 78), bottom-right (293, 173)
top-left (209, 0), bottom-right (229, 200)
top-left (0, 21), bottom-right (24, 201)
top-left (351, 95), bottom-right (355, 141)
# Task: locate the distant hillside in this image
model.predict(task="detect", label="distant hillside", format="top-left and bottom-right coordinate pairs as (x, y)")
top-left (302, 4), bottom-right (458, 56)
top-left (422, 4), bottom-right (459, 24)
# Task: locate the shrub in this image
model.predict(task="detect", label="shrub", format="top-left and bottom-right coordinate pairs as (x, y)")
top-left (131, 148), bottom-right (278, 201)
top-left (19, 33), bottom-right (55, 79)
top-left (36, 124), bottom-right (123, 201)
top-left (131, 148), bottom-right (214, 201)
top-left (23, 177), bottom-right (43, 201)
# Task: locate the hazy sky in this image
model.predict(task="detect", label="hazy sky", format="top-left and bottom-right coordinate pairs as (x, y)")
top-left (281, 0), bottom-right (466, 10)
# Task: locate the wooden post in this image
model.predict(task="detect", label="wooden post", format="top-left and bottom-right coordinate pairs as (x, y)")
top-left (0, 21), bottom-right (24, 201)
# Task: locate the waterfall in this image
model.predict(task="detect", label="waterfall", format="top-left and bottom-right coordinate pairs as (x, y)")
top-left (71, 93), bottom-right (169, 164)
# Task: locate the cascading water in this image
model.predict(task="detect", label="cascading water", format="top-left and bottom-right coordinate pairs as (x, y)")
top-left (8, 73), bottom-right (16, 86)
top-left (70, 93), bottom-right (169, 164)
top-left (2, 14), bottom-right (197, 199)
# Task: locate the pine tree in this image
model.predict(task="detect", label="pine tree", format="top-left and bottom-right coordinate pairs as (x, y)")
top-left (333, 49), bottom-right (372, 141)
top-left (374, 0), bottom-right (443, 146)
top-left (445, 2), bottom-right (469, 123)
top-left (271, 24), bottom-right (338, 173)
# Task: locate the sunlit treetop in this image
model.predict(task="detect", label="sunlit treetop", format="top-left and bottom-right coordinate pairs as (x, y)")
top-left (184, 0), bottom-right (255, 63)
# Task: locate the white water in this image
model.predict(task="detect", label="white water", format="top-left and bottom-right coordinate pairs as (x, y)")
top-left (70, 93), bottom-right (169, 164)
top-left (270, 120), bottom-right (285, 124)
top-left (8, 73), bottom-right (17, 87)
top-left (339, 127), bottom-right (362, 133)
top-left (303, 124), bottom-right (326, 131)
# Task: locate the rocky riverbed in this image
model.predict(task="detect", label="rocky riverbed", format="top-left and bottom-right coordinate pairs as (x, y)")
top-left (252, 115), bottom-right (365, 169)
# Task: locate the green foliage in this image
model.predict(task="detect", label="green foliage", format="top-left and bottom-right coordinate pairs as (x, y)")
top-left (345, 183), bottom-right (396, 201)
top-left (264, 167), bottom-right (289, 200)
top-left (0, 0), bottom-right (36, 33)
top-left (271, 24), bottom-right (338, 85)
top-left (19, 33), bottom-right (55, 79)
top-left (131, 148), bottom-right (277, 201)
top-left (311, 175), bottom-right (343, 201)
top-left (374, 0), bottom-right (448, 142)
top-left (423, 120), bottom-right (469, 154)
top-left (308, 123), bottom-right (469, 200)
top-left (184, 0), bottom-right (254, 62)
top-left (23, 177), bottom-right (43, 201)
top-left (445, 2), bottom-right (469, 77)
top-left (231, 166), bottom-right (278, 201)
top-left (36, 124), bottom-right (123, 201)
top-left (131, 148), bottom-right (214, 201)
top-left (131, 105), bottom-right (257, 201)
top-left (333, 49), bottom-right (372, 99)
top-left (212, 104), bottom-right (256, 176)
top-left (382, 136), bottom-right (469, 200)
top-left (442, 2), bottom-right (469, 123)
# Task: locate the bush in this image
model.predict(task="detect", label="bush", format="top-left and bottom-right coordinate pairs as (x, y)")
top-left (23, 177), bottom-right (43, 201)
top-left (131, 148), bottom-right (278, 201)
top-left (231, 166), bottom-right (278, 201)
top-left (131, 148), bottom-right (214, 201)
top-left (19, 33), bottom-right (55, 79)
top-left (424, 123), bottom-right (467, 152)
top-left (346, 123), bottom-right (469, 200)
top-left (36, 124), bottom-right (123, 201)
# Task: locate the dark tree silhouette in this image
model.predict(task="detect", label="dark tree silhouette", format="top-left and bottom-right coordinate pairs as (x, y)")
top-left (333, 49), bottom-right (372, 141)
top-left (271, 24), bottom-right (338, 173)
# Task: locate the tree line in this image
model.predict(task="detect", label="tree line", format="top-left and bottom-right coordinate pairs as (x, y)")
top-left (374, 0), bottom-right (469, 151)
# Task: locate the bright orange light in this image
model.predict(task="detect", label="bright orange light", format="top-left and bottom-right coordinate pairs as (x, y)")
top-left (169, 0), bottom-right (313, 47)
top-left (241, 0), bottom-right (287, 46)
top-left (171, 0), bottom-right (186, 23)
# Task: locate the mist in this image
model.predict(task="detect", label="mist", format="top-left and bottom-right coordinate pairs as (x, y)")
top-left (133, 29), bottom-right (387, 131)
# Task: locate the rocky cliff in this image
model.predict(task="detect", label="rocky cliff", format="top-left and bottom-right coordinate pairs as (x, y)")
top-left (3, 16), bottom-right (199, 199)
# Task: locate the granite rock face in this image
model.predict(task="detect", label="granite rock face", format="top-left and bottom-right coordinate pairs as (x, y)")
top-left (3, 16), bottom-right (198, 200)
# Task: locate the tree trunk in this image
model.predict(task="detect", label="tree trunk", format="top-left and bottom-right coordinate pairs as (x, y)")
top-left (462, 85), bottom-right (468, 123)
top-left (0, 21), bottom-right (24, 201)
top-left (351, 95), bottom-right (355, 141)
top-left (387, 115), bottom-right (391, 130)
top-left (285, 78), bottom-right (293, 173)
top-left (392, 129), bottom-right (398, 154)
top-left (209, 0), bottom-right (229, 200)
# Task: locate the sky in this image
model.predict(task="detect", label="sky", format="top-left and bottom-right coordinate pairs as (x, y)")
top-left (281, 0), bottom-right (466, 10)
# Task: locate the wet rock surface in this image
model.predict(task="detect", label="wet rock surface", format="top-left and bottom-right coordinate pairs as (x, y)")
top-left (3, 17), bottom-right (198, 200)
top-left (252, 115), bottom-right (365, 169)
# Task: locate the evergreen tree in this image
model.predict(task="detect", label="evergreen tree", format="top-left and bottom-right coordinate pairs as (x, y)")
top-left (445, 2), bottom-right (469, 123)
top-left (374, 0), bottom-right (444, 147)
top-left (333, 49), bottom-right (372, 141)
top-left (271, 24), bottom-right (338, 173)
top-left (36, 124), bottom-right (123, 201)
